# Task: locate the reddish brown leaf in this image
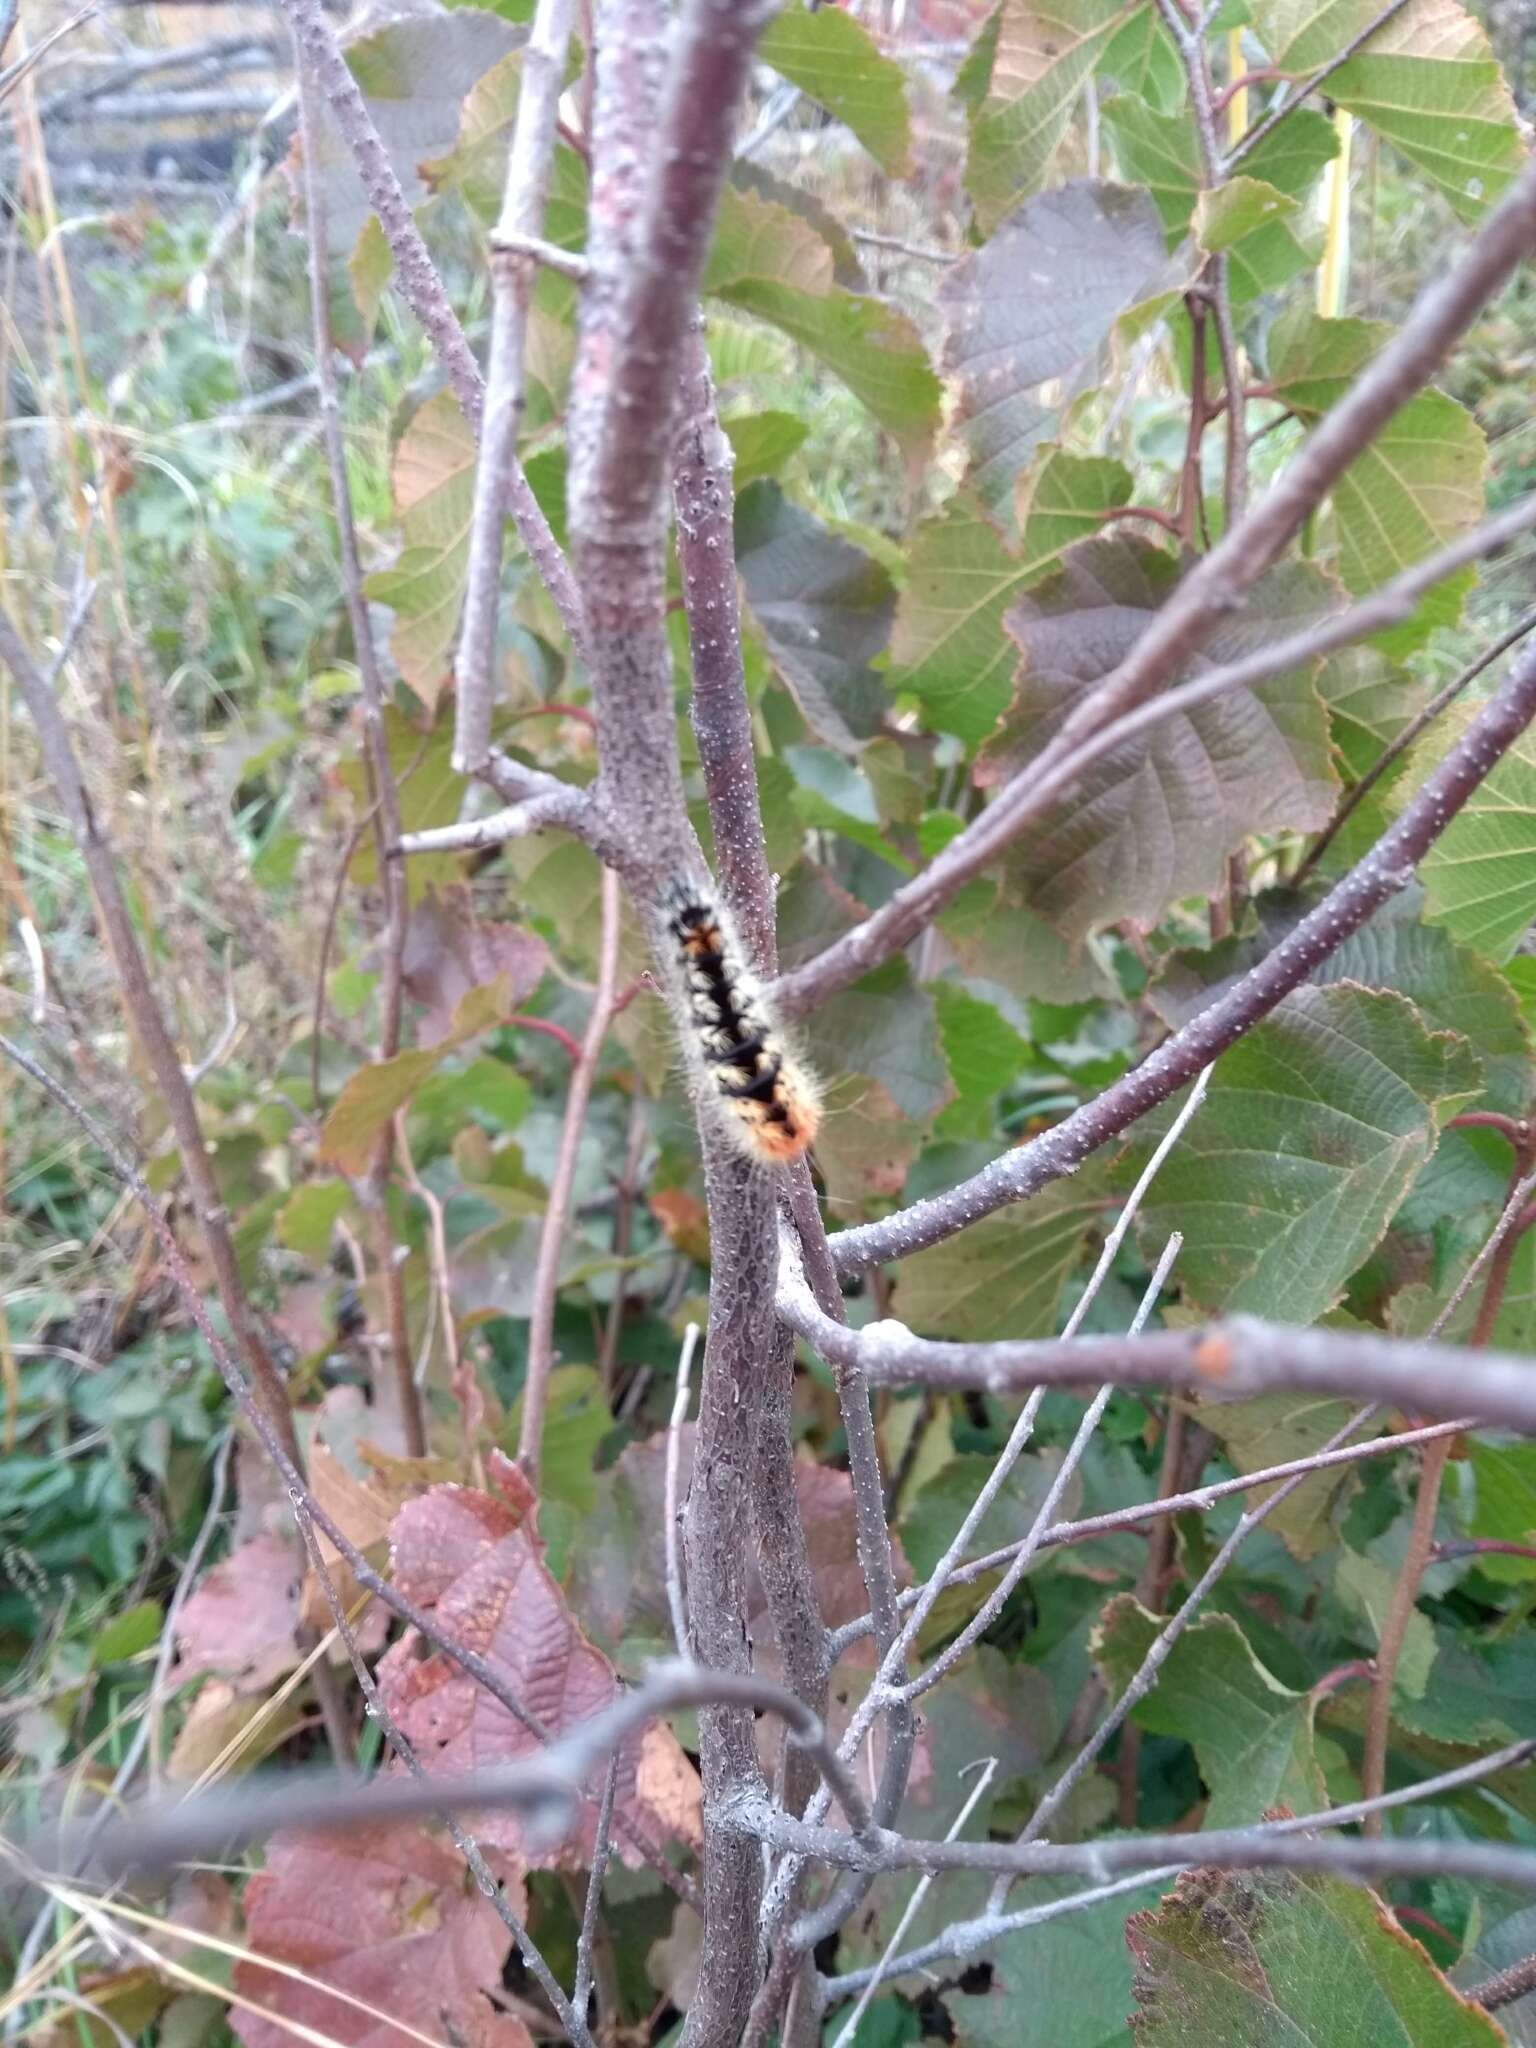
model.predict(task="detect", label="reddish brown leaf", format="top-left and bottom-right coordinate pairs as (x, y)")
top-left (377, 1453), bottom-right (701, 1866)
top-left (400, 887), bottom-right (550, 1048)
top-left (233, 1823), bottom-right (533, 2048)
top-left (174, 1532), bottom-right (301, 1692)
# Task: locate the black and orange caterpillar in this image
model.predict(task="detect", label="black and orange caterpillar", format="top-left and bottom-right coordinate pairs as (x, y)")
top-left (663, 879), bottom-right (821, 1166)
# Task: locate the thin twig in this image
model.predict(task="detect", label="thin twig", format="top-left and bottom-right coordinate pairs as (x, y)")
top-left (829, 1758), bottom-right (997, 2048)
top-left (1294, 604), bottom-right (1536, 885)
top-left (275, 0), bottom-right (586, 647)
top-left (518, 862), bottom-right (623, 1482)
top-left (571, 1747), bottom-right (621, 2022)
top-left (454, 0), bottom-right (584, 774)
top-left (664, 1322), bottom-right (700, 1659)
top-left (1225, 0), bottom-right (1413, 170)
top-left (295, 35), bottom-right (424, 1459)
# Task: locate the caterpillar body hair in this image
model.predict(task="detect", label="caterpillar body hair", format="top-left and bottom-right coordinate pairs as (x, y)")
top-left (662, 879), bottom-right (821, 1167)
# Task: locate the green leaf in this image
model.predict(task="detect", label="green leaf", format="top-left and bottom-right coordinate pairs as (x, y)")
top-left (1104, 95), bottom-right (1338, 242)
top-left (1249, 0), bottom-right (1523, 224)
top-left (1122, 983), bottom-right (1483, 1320)
top-left (1128, 1858), bottom-right (1507, 2044)
top-left (889, 454), bottom-right (1133, 747)
top-left (903, 1446), bottom-right (1073, 1580)
top-left (1155, 887), bottom-right (1533, 1113)
top-left (365, 391), bottom-right (477, 711)
top-left (1190, 1388), bottom-right (1369, 1560)
top-left (947, 1873), bottom-right (1168, 2047)
top-left (93, 1599), bottom-right (163, 1664)
top-left (506, 1366), bottom-right (611, 1514)
top-left (758, 2), bottom-right (911, 174)
top-left (813, 959), bottom-right (949, 1125)
top-left (965, 0), bottom-right (1128, 232)
top-left (938, 181), bottom-right (1172, 518)
top-left (1096, 1598), bottom-right (1324, 1825)
top-left (1466, 1440), bottom-right (1536, 1585)
top-left (706, 186), bottom-right (940, 457)
top-left (1097, 2), bottom-right (1184, 114)
top-left (989, 538), bottom-right (1337, 938)
top-left (895, 1163), bottom-right (1109, 1340)
top-left (734, 480), bottom-right (894, 751)
top-left (1195, 174), bottom-right (1319, 303)
top-left (1418, 711), bottom-right (1536, 964)
top-left (318, 1050), bottom-right (440, 1175)
top-left (1101, 94), bottom-right (1202, 237)
top-left (1336, 1550), bottom-right (1438, 1700)
top-left (722, 409), bottom-right (809, 486)
top-left (932, 982), bottom-right (1030, 1137)
top-left (277, 1181), bottom-right (351, 1261)
top-left (1270, 310), bottom-right (1488, 658)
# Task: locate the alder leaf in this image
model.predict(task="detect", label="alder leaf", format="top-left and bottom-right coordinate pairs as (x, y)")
top-left (1121, 983), bottom-right (1484, 1321)
top-left (987, 535), bottom-right (1338, 938)
top-left (965, 0), bottom-right (1128, 231)
top-left (889, 453), bottom-right (1134, 747)
top-left (1248, 0), bottom-right (1523, 223)
top-left (233, 1822), bottom-right (535, 2048)
top-left (894, 1162), bottom-right (1111, 1341)
top-left (937, 180), bottom-right (1173, 520)
top-left (376, 1453), bottom-right (701, 1867)
top-left (1269, 310), bottom-right (1488, 658)
top-left (759, 1), bottom-right (912, 174)
top-left (1128, 1854), bottom-right (1507, 2044)
top-left (1097, 1598), bottom-right (1324, 1825)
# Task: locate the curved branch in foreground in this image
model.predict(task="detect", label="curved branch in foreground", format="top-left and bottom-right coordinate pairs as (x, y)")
top-left (822, 634), bottom-right (1536, 1273)
top-left (49, 1663), bottom-right (866, 1879)
top-left (778, 1289), bottom-right (1536, 1436)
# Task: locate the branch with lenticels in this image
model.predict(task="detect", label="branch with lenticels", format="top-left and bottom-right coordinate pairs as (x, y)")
top-left (776, 1287), bottom-right (1536, 1437)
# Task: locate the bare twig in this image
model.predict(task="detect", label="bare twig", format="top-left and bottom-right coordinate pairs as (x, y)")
top-left (773, 1297), bottom-right (1536, 1438)
top-left (518, 862), bottom-right (623, 1481)
top-left (1225, 0), bottom-right (1414, 171)
top-left (295, 36), bottom-right (425, 1459)
top-left (56, 1663), bottom-right (870, 1875)
top-left (664, 1322), bottom-right (701, 1658)
top-left (275, 0), bottom-right (585, 646)
top-left (454, 0), bottom-right (584, 774)
top-left (1295, 603), bottom-right (1536, 885)
top-left (1467, 1950), bottom-right (1536, 2013)
top-left (572, 1747), bottom-right (621, 2022)
top-left (829, 1758), bottom-right (998, 2048)
top-left (809, 1737), bottom-right (1536, 1994)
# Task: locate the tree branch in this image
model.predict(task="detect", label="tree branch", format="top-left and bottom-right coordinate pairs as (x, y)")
top-left (54, 1664), bottom-right (872, 1878)
top-left (820, 632), bottom-right (1536, 1271)
top-left (275, 0), bottom-right (586, 649)
top-left (518, 863), bottom-right (623, 1481)
top-left (776, 1294), bottom-right (1536, 1439)
top-left (453, 0), bottom-right (585, 775)
top-left (770, 484), bottom-right (1536, 1024)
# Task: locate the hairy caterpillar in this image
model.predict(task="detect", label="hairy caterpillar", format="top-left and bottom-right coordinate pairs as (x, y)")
top-left (663, 879), bottom-right (821, 1166)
